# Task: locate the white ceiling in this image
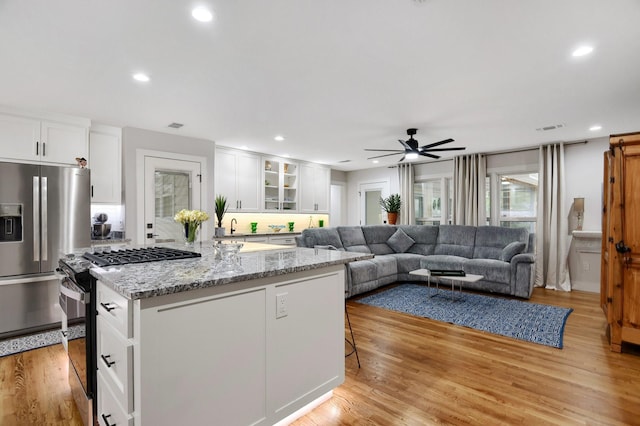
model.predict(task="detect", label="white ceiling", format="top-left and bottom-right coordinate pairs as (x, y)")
top-left (1, 0), bottom-right (640, 171)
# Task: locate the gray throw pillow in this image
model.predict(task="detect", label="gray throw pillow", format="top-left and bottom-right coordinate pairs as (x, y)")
top-left (500, 241), bottom-right (526, 262)
top-left (387, 228), bottom-right (415, 253)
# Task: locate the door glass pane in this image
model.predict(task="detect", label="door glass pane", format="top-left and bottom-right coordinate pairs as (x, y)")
top-left (414, 180), bottom-right (441, 225)
top-left (155, 170), bottom-right (191, 241)
top-left (365, 190), bottom-right (382, 225)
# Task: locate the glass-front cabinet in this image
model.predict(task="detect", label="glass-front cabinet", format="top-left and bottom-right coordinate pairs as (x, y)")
top-left (262, 157), bottom-right (297, 211)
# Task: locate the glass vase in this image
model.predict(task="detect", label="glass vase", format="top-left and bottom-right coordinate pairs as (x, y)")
top-left (185, 222), bottom-right (199, 246)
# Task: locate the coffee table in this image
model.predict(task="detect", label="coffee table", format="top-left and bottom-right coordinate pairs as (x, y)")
top-left (409, 269), bottom-right (484, 301)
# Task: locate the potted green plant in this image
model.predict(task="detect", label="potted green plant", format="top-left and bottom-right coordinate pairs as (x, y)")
top-left (379, 193), bottom-right (401, 225)
top-left (214, 194), bottom-right (229, 237)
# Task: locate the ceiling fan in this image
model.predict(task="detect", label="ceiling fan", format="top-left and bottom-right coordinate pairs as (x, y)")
top-left (365, 128), bottom-right (465, 162)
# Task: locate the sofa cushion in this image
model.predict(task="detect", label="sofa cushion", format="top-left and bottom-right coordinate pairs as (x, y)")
top-left (434, 225), bottom-right (476, 258)
top-left (362, 225), bottom-right (396, 255)
top-left (464, 258), bottom-right (511, 285)
top-left (500, 241), bottom-right (526, 262)
top-left (389, 253), bottom-right (425, 274)
top-left (399, 225), bottom-right (439, 256)
top-left (387, 228), bottom-right (415, 253)
top-left (348, 260), bottom-right (378, 285)
top-left (473, 226), bottom-right (528, 260)
top-left (420, 255), bottom-right (468, 271)
top-left (371, 256), bottom-right (398, 278)
top-left (337, 226), bottom-right (371, 253)
top-left (299, 228), bottom-right (344, 250)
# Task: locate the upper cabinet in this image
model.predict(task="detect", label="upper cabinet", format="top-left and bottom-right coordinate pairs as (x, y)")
top-left (263, 157), bottom-right (297, 212)
top-left (0, 108), bottom-right (89, 165)
top-left (89, 125), bottom-right (122, 204)
top-left (215, 148), bottom-right (261, 212)
top-left (299, 162), bottom-right (330, 213)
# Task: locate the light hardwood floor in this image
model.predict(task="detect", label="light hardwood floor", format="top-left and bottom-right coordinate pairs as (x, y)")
top-left (2, 286), bottom-right (640, 425)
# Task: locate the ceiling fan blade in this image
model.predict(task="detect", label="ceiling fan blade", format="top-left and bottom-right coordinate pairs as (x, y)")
top-left (366, 152), bottom-right (403, 160)
top-left (421, 147), bottom-right (466, 152)
top-left (398, 155), bottom-right (406, 162)
top-left (398, 139), bottom-right (412, 150)
top-left (364, 149), bottom-right (404, 152)
top-left (419, 152), bottom-right (441, 159)
top-left (419, 138), bottom-right (455, 150)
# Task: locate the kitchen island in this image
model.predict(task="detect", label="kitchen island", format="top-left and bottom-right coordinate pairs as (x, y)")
top-left (90, 243), bottom-right (372, 426)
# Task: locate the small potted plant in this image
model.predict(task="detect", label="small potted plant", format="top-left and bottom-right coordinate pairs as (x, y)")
top-left (379, 193), bottom-right (401, 225)
top-left (214, 194), bottom-right (229, 237)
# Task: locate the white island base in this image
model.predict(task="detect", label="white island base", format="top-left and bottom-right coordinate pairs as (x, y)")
top-left (96, 265), bottom-right (346, 426)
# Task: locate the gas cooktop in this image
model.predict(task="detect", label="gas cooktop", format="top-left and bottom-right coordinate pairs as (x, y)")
top-left (83, 247), bottom-right (202, 267)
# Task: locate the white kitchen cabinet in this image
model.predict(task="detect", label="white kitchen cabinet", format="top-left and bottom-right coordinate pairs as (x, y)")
top-left (215, 147), bottom-right (261, 212)
top-left (89, 125), bottom-right (122, 203)
top-left (263, 156), bottom-right (298, 212)
top-left (268, 234), bottom-right (298, 246)
top-left (299, 162), bottom-right (330, 213)
top-left (0, 109), bottom-right (89, 165)
top-left (95, 265), bottom-right (344, 425)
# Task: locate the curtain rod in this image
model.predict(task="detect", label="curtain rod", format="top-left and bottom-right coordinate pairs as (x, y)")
top-left (389, 139), bottom-right (589, 168)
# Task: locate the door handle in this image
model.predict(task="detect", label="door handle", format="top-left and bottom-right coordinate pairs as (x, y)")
top-left (33, 176), bottom-right (40, 261)
top-left (100, 354), bottom-right (115, 368)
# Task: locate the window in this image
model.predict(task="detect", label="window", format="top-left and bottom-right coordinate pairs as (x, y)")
top-left (495, 173), bottom-right (538, 233)
top-left (414, 179), bottom-right (441, 225)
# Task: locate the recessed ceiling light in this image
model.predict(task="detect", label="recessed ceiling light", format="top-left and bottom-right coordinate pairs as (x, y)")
top-left (239, 145), bottom-right (248, 150)
top-left (589, 125), bottom-right (602, 131)
top-left (192, 7), bottom-right (213, 22)
top-left (572, 46), bottom-right (593, 57)
top-left (372, 160), bottom-right (379, 164)
top-left (274, 135), bottom-right (285, 141)
top-left (132, 73), bottom-right (150, 82)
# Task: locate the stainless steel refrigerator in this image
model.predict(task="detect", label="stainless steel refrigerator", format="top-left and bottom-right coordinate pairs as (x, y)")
top-left (0, 161), bottom-right (90, 338)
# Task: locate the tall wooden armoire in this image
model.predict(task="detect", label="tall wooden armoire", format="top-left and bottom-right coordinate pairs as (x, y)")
top-left (601, 131), bottom-right (640, 352)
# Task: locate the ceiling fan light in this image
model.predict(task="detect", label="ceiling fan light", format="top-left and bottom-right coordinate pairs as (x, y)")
top-left (405, 152), bottom-right (419, 160)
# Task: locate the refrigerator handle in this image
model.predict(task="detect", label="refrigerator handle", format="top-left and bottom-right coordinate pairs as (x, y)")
top-left (33, 176), bottom-right (40, 261)
top-left (41, 177), bottom-right (48, 261)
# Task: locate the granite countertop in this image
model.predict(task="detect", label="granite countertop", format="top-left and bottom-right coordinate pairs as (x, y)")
top-left (89, 242), bottom-right (372, 300)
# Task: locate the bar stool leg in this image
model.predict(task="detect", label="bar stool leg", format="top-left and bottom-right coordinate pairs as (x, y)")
top-left (345, 304), bottom-right (361, 368)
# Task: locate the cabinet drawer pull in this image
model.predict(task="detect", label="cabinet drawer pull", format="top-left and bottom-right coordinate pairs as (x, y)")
top-left (100, 302), bottom-right (116, 312)
top-left (101, 413), bottom-right (115, 426)
top-left (101, 354), bottom-right (115, 367)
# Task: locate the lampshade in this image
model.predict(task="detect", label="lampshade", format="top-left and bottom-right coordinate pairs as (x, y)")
top-left (574, 197), bottom-right (585, 213)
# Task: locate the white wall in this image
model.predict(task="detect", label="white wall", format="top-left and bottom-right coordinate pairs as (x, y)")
top-left (345, 166), bottom-right (399, 225)
top-left (122, 127), bottom-right (215, 241)
top-left (564, 137), bottom-right (608, 231)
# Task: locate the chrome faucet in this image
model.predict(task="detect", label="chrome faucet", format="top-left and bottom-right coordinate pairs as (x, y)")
top-left (230, 218), bottom-right (237, 234)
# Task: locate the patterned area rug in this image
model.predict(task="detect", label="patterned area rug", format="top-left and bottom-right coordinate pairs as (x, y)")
top-left (356, 284), bottom-right (573, 348)
top-left (0, 324), bottom-right (85, 358)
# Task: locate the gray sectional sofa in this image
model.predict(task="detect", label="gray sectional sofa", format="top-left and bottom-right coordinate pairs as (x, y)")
top-left (296, 225), bottom-right (536, 299)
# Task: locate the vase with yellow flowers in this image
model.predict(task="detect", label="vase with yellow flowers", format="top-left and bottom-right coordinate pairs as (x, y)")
top-left (174, 209), bottom-right (209, 246)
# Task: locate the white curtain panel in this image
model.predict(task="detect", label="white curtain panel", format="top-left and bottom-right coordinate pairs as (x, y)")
top-left (398, 163), bottom-right (415, 225)
top-left (453, 154), bottom-right (487, 225)
top-left (535, 143), bottom-right (571, 291)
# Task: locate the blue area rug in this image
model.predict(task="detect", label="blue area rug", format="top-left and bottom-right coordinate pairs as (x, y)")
top-left (356, 284), bottom-right (573, 348)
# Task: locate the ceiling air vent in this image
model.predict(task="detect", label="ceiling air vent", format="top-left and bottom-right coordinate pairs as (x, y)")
top-left (168, 122), bottom-right (184, 129)
top-left (536, 123), bottom-right (565, 132)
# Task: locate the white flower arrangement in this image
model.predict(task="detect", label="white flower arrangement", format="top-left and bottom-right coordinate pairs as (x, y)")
top-left (174, 209), bottom-right (210, 226)
top-left (174, 209), bottom-right (210, 243)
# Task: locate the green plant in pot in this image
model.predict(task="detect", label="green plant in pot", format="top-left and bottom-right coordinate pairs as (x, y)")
top-left (379, 193), bottom-right (401, 225)
top-left (214, 194), bottom-right (229, 237)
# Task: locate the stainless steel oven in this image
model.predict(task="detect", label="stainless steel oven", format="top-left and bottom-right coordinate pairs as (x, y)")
top-left (58, 258), bottom-right (96, 426)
